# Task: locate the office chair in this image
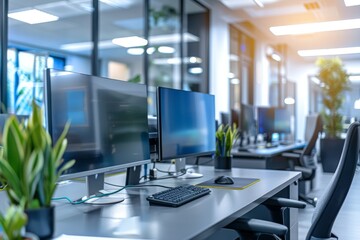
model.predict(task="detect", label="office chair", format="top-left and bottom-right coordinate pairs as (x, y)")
top-left (281, 114), bottom-right (322, 207)
top-left (225, 121), bottom-right (360, 240)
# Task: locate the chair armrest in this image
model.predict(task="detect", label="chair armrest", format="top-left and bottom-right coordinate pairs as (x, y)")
top-left (281, 152), bottom-right (301, 158)
top-left (264, 197), bottom-right (307, 209)
top-left (226, 218), bottom-right (288, 236)
top-left (292, 149), bottom-right (303, 154)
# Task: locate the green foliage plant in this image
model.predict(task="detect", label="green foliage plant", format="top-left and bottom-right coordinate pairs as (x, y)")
top-left (0, 205), bottom-right (27, 240)
top-left (215, 124), bottom-right (239, 157)
top-left (316, 57), bottom-right (350, 138)
top-left (0, 101), bottom-right (75, 209)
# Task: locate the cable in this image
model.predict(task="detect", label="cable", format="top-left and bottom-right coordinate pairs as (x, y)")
top-left (53, 183), bottom-right (174, 205)
top-left (156, 168), bottom-right (176, 174)
top-left (53, 186), bottom-right (127, 205)
top-left (104, 182), bottom-right (172, 189)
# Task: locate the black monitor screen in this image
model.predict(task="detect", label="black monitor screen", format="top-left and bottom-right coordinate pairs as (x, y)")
top-left (274, 108), bottom-right (291, 134)
top-left (157, 87), bottom-right (216, 160)
top-left (45, 69), bottom-right (150, 179)
top-left (257, 107), bottom-right (275, 135)
top-left (241, 103), bottom-right (256, 136)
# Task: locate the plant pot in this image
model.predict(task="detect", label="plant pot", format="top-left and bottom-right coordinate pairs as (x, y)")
top-left (320, 138), bottom-right (345, 173)
top-left (214, 156), bottom-right (232, 170)
top-left (25, 206), bottom-right (55, 240)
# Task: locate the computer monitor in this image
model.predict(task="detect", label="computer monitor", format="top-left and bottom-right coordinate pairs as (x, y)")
top-left (220, 112), bottom-right (230, 125)
top-left (257, 107), bottom-right (275, 143)
top-left (257, 107), bottom-right (291, 143)
top-left (231, 109), bottom-right (240, 129)
top-left (44, 69), bottom-right (150, 202)
top-left (274, 108), bottom-right (291, 134)
top-left (157, 87), bottom-right (216, 173)
top-left (240, 104), bottom-right (256, 137)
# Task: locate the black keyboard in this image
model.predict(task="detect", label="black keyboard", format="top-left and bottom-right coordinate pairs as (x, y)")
top-left (146, 184), bottom-right (211, 207)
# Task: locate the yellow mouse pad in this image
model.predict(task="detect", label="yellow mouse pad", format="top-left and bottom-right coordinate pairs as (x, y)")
top-left (197, 177), bottom-right (260, 190)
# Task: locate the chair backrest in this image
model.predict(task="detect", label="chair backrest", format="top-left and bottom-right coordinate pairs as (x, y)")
top-left (300, 115), bottom-right (322, 167)
top-left (304, 115), bottom-right (320, 142)
top-left (306, 122), bottom-right (360, 240)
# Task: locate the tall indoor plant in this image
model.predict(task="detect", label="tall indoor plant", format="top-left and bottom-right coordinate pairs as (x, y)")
top-left (0, 101), bottom-right (75, 239)
top-left (214, 123), bottom-right (238, 170)
top-left (316, 57), bottom-right (349, 172)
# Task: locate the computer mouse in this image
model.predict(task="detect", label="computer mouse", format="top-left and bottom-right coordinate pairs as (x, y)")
top-left (214, 176), bottom-right (234, 185)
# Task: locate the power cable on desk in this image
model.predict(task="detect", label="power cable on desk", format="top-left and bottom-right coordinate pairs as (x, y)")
top-left (104, 182), bottom-right (173, 189)
top-left (52, 185), bottom-right (127, 205)
top-left (52, 183), bottom-right (174, 205)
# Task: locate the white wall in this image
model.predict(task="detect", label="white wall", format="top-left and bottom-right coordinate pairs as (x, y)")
top-left (209, 11), bottom-right (230, 121)
top-left (254, 41), bottom-right (271, 107)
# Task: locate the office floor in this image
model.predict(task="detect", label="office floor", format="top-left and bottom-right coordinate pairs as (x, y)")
top-left (298, 165), bottom-right (360, 239)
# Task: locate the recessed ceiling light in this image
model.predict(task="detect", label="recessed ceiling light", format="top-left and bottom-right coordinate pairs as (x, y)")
top-left (284, 97), bottom-right (295, 105)
top-left (158, 46), bottom-right (175, 54)
top-left (146, 47), bottom-right (155, 54)
top-left (189, 67), bottom-right (203, 74)
top-left (270, 18), bottom-right (360, 35)
top-left (127, 48), bottom-right (144, 55)
top-left (149, 33), bottom-right (199, 45)
top-left (112, 36), bottom-right (148, 48)
top-left (8, 9), bottom-right (59, 24)
top-left (298, 47), bottom-right (360, 57)
top-left (344, 0), bottom-right (360, 6)
top-left (230, 78), bottom-right (240, 85)
top-left (271, 53), bottom-right (281, 62)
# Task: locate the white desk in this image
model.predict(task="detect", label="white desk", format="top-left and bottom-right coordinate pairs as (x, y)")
top-left (46, 165), bottom-right (301, 240)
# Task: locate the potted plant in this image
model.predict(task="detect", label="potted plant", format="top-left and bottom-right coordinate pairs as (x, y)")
top-left (0, 101), bottom-right (75, 239)
top-left (0, 205), bottom-right (38, 240)
top-left (214, 123), bottom-right (239, 170)
top-left (316, 57), bottom-right (350, 172)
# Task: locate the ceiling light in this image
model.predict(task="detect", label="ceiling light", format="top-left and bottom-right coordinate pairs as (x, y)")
top-left (298, 47), bottom-right (360, 57)
top-left (270, 18), bottom-right (360, 36)
top-left (230, 78), bottom-right (240, 85)
top-left (158, 46), bottom-right (175, 54)
top-left (284, 97), bottom-right (295, 105)
top-left (100, 0), bottom-right (133, 8)
top-left (146, 47), bottom-right (155, 54)
top-left (153, 57), bottom-right (202, 65)
top-left (127, 48), bottom-right (144, 55)
top-left (112, 36), bottom-right (148, 48)
top-left (228, 72), bottom-right (235, 78)
top-left (344, 0), bottom-right (360, 6)
top-left (271, 53), bottom-right (281, 62)
top-left (254, 0), bottom-right (264, 8)
top-left (149, 33), bottom-right (199, 45)
top-left (8, 9), bottom-right (59, 24)
top-left (189, 67), bottom-right (203, 74)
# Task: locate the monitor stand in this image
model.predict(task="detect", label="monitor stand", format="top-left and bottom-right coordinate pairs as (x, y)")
top-left (175, 158), bottom-right (203, 179)
top-left (83, 173), bottom-right (125, 205)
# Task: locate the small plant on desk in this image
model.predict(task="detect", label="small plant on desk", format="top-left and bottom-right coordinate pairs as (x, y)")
top-left (214, 124), bottom-right (239, 169)
top-left (0, 101), bottom-right (75, 239)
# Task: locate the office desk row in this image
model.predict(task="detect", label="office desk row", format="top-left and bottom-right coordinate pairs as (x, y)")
top-left (231, 142), bottom-right (306, 169)
top-left (47, 165), bottom-right (301, 240)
